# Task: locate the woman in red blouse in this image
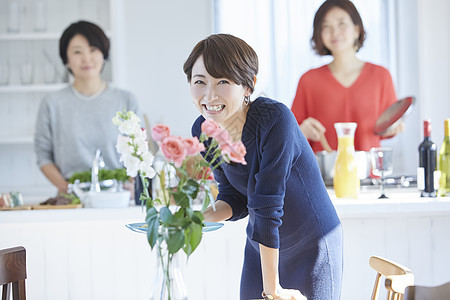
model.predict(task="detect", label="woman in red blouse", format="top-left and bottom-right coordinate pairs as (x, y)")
top-left (291, 0), bottom-right (404, 152)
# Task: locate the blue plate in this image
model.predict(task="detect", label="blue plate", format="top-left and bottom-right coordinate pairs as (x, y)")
top-left (125, 222), bottom-right (223, 234)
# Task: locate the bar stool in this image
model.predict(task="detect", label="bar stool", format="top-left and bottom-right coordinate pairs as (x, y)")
top-left (0, 246), bottom-right (27, 300)
top-left (370, 255), bottom-right (414, 300)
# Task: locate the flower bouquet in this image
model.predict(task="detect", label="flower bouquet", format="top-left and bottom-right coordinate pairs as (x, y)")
top-left (112, 110), bottom-right (246, 300)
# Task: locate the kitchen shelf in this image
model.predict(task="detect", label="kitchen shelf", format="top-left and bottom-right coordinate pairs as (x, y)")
top-left (0, 31), bottom-right (112, 41)
top-left (0, 0), bottom-right (115, 192)
top-left (0, 32), bottom-right (61, 41)
top-left (0, 136), bottom-right (33, 144)
top-left (0, 83), bottom-right (68, 93)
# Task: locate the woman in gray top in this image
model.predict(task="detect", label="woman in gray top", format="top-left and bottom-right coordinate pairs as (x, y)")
top-left (34, 21), bottom-right (139, 193)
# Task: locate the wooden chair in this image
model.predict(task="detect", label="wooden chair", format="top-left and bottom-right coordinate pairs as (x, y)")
top-left (404, 281), bottom-right (450, 300)
top-left (370, 255), bottom-right (414, 300)
top-left (0, 246), bottom-right (27, 300)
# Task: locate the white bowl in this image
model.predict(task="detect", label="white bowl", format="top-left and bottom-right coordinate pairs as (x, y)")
top-left (84, 191), bottom-right (131, 208)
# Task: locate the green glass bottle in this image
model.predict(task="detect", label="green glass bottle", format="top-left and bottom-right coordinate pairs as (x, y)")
top-left (439, 119), bottom-right (450, 197)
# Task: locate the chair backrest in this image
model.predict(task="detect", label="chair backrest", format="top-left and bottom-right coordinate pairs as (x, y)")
top-left (404, 282), bottom-right (450, 300)
top-left (370, 255), bottom-right (414, 300)
top-left (0, 246), bottom-right (27, 300)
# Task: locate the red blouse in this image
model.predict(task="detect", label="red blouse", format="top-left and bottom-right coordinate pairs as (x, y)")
top-left (291, 63), bottom-right (397, 152)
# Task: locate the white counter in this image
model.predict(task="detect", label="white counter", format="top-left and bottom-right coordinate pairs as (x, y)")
top-left (1, 188), bottom-right (450, 300)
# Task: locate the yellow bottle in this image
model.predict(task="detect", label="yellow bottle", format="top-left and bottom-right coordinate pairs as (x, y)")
top-left (333, 122), bottom-right (360, 198)
top-left (439, 119), bottom-right (450, 196)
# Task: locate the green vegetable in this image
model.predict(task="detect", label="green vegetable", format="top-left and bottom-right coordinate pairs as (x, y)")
top-left (57, 192), bottom-right (81, 204)
top-left (68, 168), bottom-right (129, 184)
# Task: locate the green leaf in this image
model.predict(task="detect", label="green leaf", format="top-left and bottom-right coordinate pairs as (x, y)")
top-left (146, 207), bottom-right (159, 248)
top-left (172, 191), bottom-right (190, 208)
top-left (167, 229), bottom-right (185, 254)
top-left (173, 207), bottom-right (185, 219)
top-left (145, 206), bottom-right (157, 223)
top-left (145, 197), bottom-right (154, 212)
top-left (68, 168), bottom-right (129, 184)
top-left (192, 211), bottom-right (204, 224)
top-left (202, 190), bottom-right (211, 213)
top-left (182, 179), bottom-right (199, 198)
top-left (159, 207), bottom-right (173, 225)
top-left (172, 208), bottom-right (190, 228)
top-left (185, 223), bottom-right (202, 256)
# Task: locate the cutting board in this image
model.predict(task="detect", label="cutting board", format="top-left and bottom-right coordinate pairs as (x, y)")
top-left (0, 204), bottom-right (82, 211)
top-left (31, 204), bottom-right (82, 210)
top-left (0, 205), bottom-right (32, 211)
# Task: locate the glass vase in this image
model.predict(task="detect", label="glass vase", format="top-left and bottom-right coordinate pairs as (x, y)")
top-left (150, 239), bottom-right (188, 300)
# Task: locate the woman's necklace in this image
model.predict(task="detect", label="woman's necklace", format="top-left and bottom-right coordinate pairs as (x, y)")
top-left (71, 81), bottom-right (107, 101)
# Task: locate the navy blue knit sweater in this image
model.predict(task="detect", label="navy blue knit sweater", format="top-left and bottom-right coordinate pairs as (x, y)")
top-left (192, 97), bottom-right (343, 300)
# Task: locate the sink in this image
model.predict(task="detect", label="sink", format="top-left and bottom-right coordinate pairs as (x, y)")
top-left (84, 191), bottom-right (131, 208)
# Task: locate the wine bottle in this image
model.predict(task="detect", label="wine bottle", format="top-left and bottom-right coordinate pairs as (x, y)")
top-left (418, 120), bottom-right (438, 197)
top-left (439, 119), bottom-right (450, 196)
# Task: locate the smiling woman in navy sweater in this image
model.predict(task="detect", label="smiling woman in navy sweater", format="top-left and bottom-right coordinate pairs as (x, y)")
top-left (184, 33), bottom-right (343, 300)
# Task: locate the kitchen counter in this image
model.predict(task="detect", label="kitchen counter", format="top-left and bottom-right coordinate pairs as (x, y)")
top-left (3, 188), bottom-right (450, 222)
top-left (1, 188), bottom-right (450, 300)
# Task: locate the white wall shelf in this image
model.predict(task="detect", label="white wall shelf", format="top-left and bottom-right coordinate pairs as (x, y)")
top-left (0, 33), bottom-right (61, 41)
top-left (0, 0), bottom-right (115, 191)
top-left (0, 83), bottom-right (68, 93)
top-left (0, 31), bottom-right (112, 41)
top-left (0, 136), bottom-right (33, 144)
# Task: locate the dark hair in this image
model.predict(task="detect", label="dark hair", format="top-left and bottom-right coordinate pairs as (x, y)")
top-left (59, 20), bottom-right (110, 65)
top-left (311, 0), bottom-right (366, 56)
top-left (183, 34), bottom-right (258, 93)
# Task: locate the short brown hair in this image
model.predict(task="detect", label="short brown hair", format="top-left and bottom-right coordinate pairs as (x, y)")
top-left (311, 0), bottom-right (366, 56)
top-left (59, 20), bottom-right (110, 65)
top-left (183, 34), bottom-right (258, 93)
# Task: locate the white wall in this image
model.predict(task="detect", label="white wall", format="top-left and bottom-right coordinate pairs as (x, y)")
top-left (391, 0), bottom-right (450, 176)
top-left (113, 0), bottom-right (450, 177)
top-left (114, 0), bottom-right (213, 137)
top-left (417, 0), bottom-right (450, 142)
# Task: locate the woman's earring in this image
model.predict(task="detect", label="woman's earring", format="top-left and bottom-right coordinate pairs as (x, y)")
top-left (65, 63), bottom-right (70, 70)
top-left (354, 38), bottom-right (360, 52)
top-left (243, 96), bottom-right (250, 106)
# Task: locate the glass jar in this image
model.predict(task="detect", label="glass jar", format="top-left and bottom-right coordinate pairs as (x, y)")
top-left (333, 122), bottom-right (360, 198)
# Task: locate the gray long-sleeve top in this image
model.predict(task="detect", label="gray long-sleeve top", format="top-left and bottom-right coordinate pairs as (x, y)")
top-left (34, 85), bottom-right (140, 179)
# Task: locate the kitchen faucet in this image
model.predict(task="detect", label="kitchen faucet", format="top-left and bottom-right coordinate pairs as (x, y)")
top-left (90, 149), bottom-right (105, 193)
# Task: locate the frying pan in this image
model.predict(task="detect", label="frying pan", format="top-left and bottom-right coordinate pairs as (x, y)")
top-left (374, 96), bottom-right (415, 135)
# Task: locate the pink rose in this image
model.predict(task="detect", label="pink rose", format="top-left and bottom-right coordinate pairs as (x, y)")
top-left (160, 136), bottom-right (187, 167)
top-left (194, 166), bottom-right (214, 180)
top-left (201, 119), bottom-right (221, 137)
top-left (151, 124), bottom-right (171, 142)
top-left (212, 128), bottom-right (232, 146)
top-left (220, 141), bottom-right (247, 165)
top-left (183, 137), bottom-right (206, 156)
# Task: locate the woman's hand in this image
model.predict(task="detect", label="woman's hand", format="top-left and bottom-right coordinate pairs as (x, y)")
top-left (299, 117), bottom-right (326, 141)
top-left (263, 287), bottom-right (306, 299)
top-left (203, 200), bottom-right (232, 222)
top-left (40, 163), bottom-right (69, 194)
top-left (381, 121), bottom-right (405, 138)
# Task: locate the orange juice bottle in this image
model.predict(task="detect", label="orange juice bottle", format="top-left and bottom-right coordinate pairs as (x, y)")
top-left (333, 122), bottom-right (360, 198)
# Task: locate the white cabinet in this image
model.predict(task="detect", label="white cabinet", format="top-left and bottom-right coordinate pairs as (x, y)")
top-left (0, 0), bottom-right (115, 194)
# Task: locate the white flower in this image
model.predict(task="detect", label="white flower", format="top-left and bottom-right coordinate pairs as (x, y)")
top-left (140, 152), bottom-right (156, 178)
top-left (116, 135), bottom-right (132, 156)
top-left (123, 155), bottom-right (141, 177)
top-left (119, 118), bottom-right (141, 136)
top-left (114, 110), bottom-right (156, 179)
top-left (112, 115), bottom-right (122, 127)
top-left (134, 133), bottom-right (149, 156)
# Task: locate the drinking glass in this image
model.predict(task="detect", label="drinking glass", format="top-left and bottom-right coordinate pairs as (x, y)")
top-left (21, 63), bottom-right (33, 85)
top-left (370, 147), bottom-right (393, 198)
top-left (44, 63), bottom-right (56, 83)
top-left (0, 64), bottom-right (9, 85)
